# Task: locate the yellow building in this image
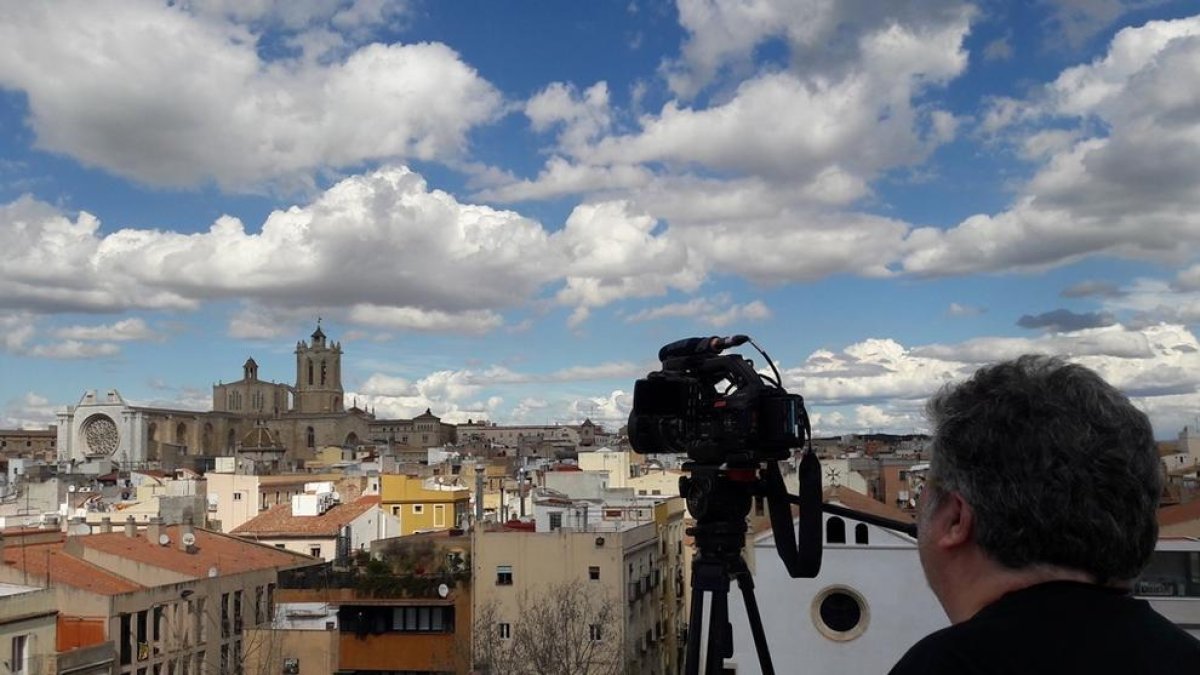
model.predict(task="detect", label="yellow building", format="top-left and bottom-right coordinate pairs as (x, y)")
top-left (380, 475), bottom-right (470, 535)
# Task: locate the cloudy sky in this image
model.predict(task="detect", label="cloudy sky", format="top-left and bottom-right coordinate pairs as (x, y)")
top-left (3, 0), bottom-right (1200, 439)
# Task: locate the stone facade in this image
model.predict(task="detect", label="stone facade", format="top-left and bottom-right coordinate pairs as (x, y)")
top-left (56, 325), bottom-right (373, 469)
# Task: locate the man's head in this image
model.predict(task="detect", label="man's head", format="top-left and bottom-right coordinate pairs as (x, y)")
top-left (920, 355), bottom-right (1161, 595)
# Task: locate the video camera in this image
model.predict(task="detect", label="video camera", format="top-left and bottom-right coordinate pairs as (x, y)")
top-left (627, 335), bottom-right (809, 465)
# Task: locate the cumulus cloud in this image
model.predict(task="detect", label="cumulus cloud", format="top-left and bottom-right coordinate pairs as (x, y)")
top-left (1016, 308), bottom-right (1117, 331)
top-left (625, 294), bottom-right (771, 327)
top-left (0, 1), bottom-right (500, 191)
top-left (54, 317), bottom-right (162, 342)
top-left (947, 302), bottom-right (985, 317)
top-left (28, 340), bottom-right (120, 359)
top-left (904, 17), bottom-right (1200, 276)
top-left (788, 323), bottom-right (1200, 435)
top-left (0, 313), bottom-right (37, 353)
top-left (2, 392), bottom-right (59, 429)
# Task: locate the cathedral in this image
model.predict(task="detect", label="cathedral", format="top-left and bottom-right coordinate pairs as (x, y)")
top-left (56, 323), bottom-right (374, 469)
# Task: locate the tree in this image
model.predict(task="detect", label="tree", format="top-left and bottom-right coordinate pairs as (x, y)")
top-left (473, 580), bottom-right (625, 675)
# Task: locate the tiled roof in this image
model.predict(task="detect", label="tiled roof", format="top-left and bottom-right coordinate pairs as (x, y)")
top-left (232, 496), bottom-right (379, 537)
top-left (2, 534), bottom-right (142, 596)
top-left (83, 526), bottom-right (313, 578)
top-left (823, 485), bottom-right (915, 524)
top-left (1158, 500), bottom-right (1200, 527)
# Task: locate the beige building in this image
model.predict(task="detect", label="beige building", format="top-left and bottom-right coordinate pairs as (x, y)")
top-left (0, 520), bottom-right (317, 675)
top-left (206, 471), bottom-right (368, 533)
top-left (55, 324), bottom-right (375, 470)
top-left (473, 497), bottom-right (686, 674)
top-left (232, 494), bottom-right (393, 562)
top-left (0, 585), bottom-right (58, 675)
top-left (0, 428), bottom-right (57, 462)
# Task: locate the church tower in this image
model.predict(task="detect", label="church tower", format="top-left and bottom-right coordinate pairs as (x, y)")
top-left (294, 321), bottom-right (345, 414)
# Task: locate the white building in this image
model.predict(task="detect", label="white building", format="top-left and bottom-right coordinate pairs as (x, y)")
top-left (726, 488), bottom-right (945, 674)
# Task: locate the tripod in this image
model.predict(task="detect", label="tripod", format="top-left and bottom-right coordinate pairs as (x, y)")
top-left (682, 463), bottom-right (780, 675)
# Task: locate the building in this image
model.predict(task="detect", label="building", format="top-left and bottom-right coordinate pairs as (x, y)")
top-left (0, 427), bottom-right (57, 462)
top-left (257, 530), bottom-right (473, 674)
top-left (54, 324), bottom-right (375, 470)
top-left (380, 475), bottom-right (470, 535)
top-left (472, 498), bottom-right (686, 675)
top-left (0, 584), bottom-right (59, 675)
top-left (727, 487), bottom-right (941, 674)
top-left (0, 521), bottom-right (318, 675)
top-left (232, 491), bottom-right (393, 562)
top-left (206, 471), bottom-right (368, 533)
top-left (369, 408), bottom-right (457, 450)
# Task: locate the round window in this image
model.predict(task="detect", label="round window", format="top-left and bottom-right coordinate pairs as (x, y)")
top-left (811, 586), bottom-right (869, 641)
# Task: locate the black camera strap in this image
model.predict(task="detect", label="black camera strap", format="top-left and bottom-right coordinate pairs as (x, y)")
top-left (764, 451), bottom-right (823, 578)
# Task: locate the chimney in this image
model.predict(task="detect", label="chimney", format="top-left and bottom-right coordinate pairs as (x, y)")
top-left (100, 517), bottom-right (112, 534)
top-left (125, 515), bottom-right (137, 538)
top-left (147, 516), bottom-right (163, 545)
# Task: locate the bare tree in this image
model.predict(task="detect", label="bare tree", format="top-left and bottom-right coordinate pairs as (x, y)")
top-left (474, 580), bottom-right (625, 675)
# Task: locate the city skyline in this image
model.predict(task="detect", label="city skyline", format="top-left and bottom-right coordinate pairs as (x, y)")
top-left (3, 1), bottom-right (1200, 438)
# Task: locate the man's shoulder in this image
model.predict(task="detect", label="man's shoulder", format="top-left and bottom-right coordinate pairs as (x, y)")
top-left (888, 624), bottom-right (975, 675)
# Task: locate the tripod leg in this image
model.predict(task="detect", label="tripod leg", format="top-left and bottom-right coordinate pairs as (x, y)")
top-left (733, 567), bottom-right (775, 675)
top-left (705, 588), bottom-right (730, 675)
top-left (685, 585), bottom-right (706, 675)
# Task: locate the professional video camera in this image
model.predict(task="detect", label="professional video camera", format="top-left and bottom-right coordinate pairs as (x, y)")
top-left (627, 335), bottom-right (808, 464)
top-left (627, 336), bottom-right (916, 675)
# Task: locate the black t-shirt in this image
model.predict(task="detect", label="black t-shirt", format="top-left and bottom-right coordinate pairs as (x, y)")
top-left (889, 581), bottom-right (1200, 674)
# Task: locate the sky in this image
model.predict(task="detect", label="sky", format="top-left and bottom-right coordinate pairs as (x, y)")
top-left (3, 0), bottom-right (1200, 439)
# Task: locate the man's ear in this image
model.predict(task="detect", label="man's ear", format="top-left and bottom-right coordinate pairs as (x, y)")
top-left (932, 491), bottom-right (974, 549)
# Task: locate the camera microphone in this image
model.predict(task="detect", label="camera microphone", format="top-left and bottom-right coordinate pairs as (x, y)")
top-left (657, 335), bottom-right (749, 361)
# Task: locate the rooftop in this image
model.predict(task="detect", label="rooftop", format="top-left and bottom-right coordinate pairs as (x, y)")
top-left (232, 496), bottom-right (379, 538)
top-left (82, 526), bottom-right (314, 580)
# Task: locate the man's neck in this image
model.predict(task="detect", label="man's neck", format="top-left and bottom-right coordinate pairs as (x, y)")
top-left (942, 561), bottom-right (1095, 624)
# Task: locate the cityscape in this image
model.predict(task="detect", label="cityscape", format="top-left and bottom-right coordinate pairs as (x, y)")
top-left (2, 1), bottom-right (1200, 673)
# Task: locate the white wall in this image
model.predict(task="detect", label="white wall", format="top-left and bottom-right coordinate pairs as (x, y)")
top-left (727, 516), bottom-right (947, 674)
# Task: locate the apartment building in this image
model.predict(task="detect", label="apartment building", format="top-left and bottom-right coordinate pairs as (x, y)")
top-left (380, 475), bottom-right (470, 535)
top-left (206, 471), bottom-right (366, 533)
top-left (0, 519), bottom-right (318, 675)
top-left (232, 492), bottom-right (393, 562)
top-left (473, 497), bottom-right (686, 675)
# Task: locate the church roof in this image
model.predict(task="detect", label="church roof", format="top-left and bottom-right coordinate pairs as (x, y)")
top-left (311, 323), bottom-right (326, 340)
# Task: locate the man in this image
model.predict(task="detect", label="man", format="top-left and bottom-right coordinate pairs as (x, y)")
top-left (891, 355), bottom-right (1200, 674)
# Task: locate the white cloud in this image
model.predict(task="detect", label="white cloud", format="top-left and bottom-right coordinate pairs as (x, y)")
top-left (525, 82), bottom-right (613, 155)
top-left (2, 392), bottom-right (58, 429)
top-left (946, 302), bottom-right (985, 317)
top-left (54, 317), bottom-right (161, 342)
top-left (787, 323), bottom-right (1200, 436)
top-left (28, 340), bottom-right (120, 360)
top-left (0, 1), bottom-right (500, 191)
top-left (348, 305), bottom-right (504, 335)
top-left (904, 17), bottom-right (1200, 276)
top-left (625, 294), bottom-right (771, 327)
top-left (0, 313), bottom-right (37, 353)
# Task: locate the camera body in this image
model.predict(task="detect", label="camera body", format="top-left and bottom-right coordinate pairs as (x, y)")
top-left (627, 340), bottom-right (807, 465)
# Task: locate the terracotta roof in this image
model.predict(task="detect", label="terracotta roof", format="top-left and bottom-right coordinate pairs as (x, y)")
top-left (83, 526), bottom-right (313, 578)
top-left (823, 486), bottom-right (915, 524)
top-left (1158, 500), bottom-right (1200, 528)
top-left (2, 534), bottom-right (142, 596)
top-left (232, 497), bottom-right (379, 537)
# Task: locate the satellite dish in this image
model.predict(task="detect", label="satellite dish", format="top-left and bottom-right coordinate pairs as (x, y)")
top-left (68, 484), bottom-right (77, 493)
top-left (182, 532), bottom-right (196, 547)
top-left (208, 565), bottom-right (219, 578)
top-left (437, 583), bottom-right (450, 598)
top-left (158, 533), bottom-right (170, 546)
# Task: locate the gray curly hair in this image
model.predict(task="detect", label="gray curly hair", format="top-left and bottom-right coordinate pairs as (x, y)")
top-left (926, 355), bottom-right (1161, 583)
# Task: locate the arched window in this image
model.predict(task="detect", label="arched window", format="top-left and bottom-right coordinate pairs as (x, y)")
top-left (826, 516), bottom-right (846, 544)
top-left (320, 361), bottom-right (327, 386)
top-left (306, 427), bottom-right (315, 448)
top-left (176, 422), bottom-right (187, 443)
top-left (307, 359), bottom-right (314, 386)
top-left (227, 429), bottom-right (237, 452)
top-left (855, 523), bottom-right (869, 545)
top-left (148, 423), bottom-right (157, 442)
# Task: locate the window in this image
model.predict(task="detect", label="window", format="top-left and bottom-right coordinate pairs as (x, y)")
top-left (309, 546), bottom-right (321, 557)
top-left (826, 516), bottom-right (846, 544)
top-left (589, 624), bottom-right (602, 641)
top-left (390, 606), bottom-right (455, 632)
top-left (498, 622), bottom-right (512, 640)
top-left (434, 504), bottom-right (446, 527)
top-left (412, 504), bottom-right (425, 515)
top-left (275, 544), bottom-right (286, 549)
top-left (496, 565), bottom-right (513, 585)
top-left (549, 512), bottom-right (563, 530)
top-left (233, 492), bottom-right (243, 502)
top-left (11, 634), bottom-right (28, 674)
top-left (811, 586), bottom-right (869, 641)
top-left (588, 566), bottom-right (600, 581)
top-left (855, 523), bottom-right (869, 545)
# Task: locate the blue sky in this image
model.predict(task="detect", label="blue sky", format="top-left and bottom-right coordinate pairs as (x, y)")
top-left (3, 0), bottom-right (1200, 438)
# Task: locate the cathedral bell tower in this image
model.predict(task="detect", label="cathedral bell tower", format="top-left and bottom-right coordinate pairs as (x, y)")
top-left (294, 320), bottom-right (345, 414)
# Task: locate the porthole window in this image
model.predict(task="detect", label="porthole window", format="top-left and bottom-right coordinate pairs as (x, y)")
top-left (811, 585), bottom-right (869, 642)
